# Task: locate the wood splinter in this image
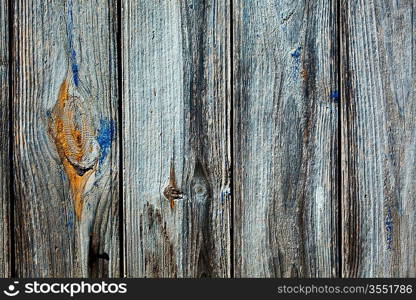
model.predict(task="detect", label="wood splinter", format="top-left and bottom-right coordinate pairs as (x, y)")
top-left (163, 161), bottom-right (182, 209)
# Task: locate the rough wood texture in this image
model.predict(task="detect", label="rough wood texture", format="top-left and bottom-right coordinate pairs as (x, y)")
top-left (233, 0), bottom-right (339, 277)
top-left (123, 0), bottom-right (231, 277)
top-left (0, 0), bottom-right (10, 278)
top-left (13, 0), bottom-right (119, 277)
top-left (2, 0), bottom-right (415, 279)
top-left (341, 0), bottom-right (416, 277)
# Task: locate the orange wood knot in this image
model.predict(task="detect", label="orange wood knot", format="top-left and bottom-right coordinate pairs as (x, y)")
top-left (48, 74), bottom-right (99, 221)
top-left (163, 162), bottom-right (182, 209)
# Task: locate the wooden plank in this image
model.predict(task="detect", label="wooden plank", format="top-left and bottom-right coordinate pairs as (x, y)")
top-left (122, 0), bottom-right (231, 277)
top-left (341, 0), bottom-right (416, 277)
top-left (13, 0), bottom-right (119, 277)
top-left (0, 0), bottom-right (10, 278)
top-left (233, 0), bottom-right (339, 277)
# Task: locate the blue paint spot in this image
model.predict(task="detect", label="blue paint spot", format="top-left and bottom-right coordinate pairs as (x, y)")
top-left (97, 119), bottom-right (115, 171)
top-left (385, 207), bottom-right (393, 250)
top-left (220, 188), bottom-right (231, 204)
top-left (66, 211), bottom-right (74, 229)
top-left (291, 47), bottom-right (302, 80)
top-left (291, 47), bottom-right (302, 58)
top-left (330, 90), bottom-right (339, 101)
top-left (66, 220), bottom-right (73, 229)
top-left (71, 48), bottom-right (76, 58)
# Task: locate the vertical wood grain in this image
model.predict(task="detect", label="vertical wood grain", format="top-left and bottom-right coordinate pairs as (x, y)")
top-left (233, 0), bottom-right (339, 277)
top-left (13, 0), bottom-right (119, 277)
top-left (0, 0), bottom-right (10, 278)
top-left (123, 0), bottom-right (231, 277)
top-left (341, 0), bottom-right (416, 277)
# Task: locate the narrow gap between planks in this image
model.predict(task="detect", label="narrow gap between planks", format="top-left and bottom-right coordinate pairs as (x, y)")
top-left (337, 0), bottom-right (343, 278)
top-left (117, 0), bottom-right (124, 278)
top-left (8, 0), bottom-right (16, 278)
top-left (229, 0), bottom-right (234, 279)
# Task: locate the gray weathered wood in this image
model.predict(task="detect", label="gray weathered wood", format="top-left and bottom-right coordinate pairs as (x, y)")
top-left (233, 0), bottom-right (339, 277)
top-left (122, 0), bottom-right (231, 277)
top-left (13, 0), bottom-right (119, 277)
top-left (341, 0), bottom-right (416, 277)
top-left (0, 0), bottom-right (10, 278)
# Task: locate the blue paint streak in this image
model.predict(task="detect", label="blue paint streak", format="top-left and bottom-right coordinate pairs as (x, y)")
top-left (66, 0), bottom-right (79, 87)
top-left (385, 207), bottom-right (393, 250)
top-left (71, 50), bottom-right (79, 87)
top-left (97, 119), bottom-right (115, 170)
top-left (330, 90), bottom-right (339, 101)
top-left (59, 168), bottom-right (66, 182)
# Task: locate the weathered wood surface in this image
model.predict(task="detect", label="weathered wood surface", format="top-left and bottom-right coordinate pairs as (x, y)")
top-left (1, 0), bottom-right (415, 279)
top-left (122, 0), bottom-right (231, 277)
top-left (233, 0), bottom-right (339, 277)
top-left (0, 0), bottom-right (10, 278)
top-left (341, 0), bottom-right (416, 277)
top-left (12, 0), bottom-right (119, 277)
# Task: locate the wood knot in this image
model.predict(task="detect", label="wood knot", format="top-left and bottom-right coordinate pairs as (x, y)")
top-left (193, 183), bottom-right (207, 197)
top-left (48, 73), bottom-right (99, 221)
top-left (190, 160), bottom-right (210, 203)
top-left (163, 185), bottom-right (183, 209)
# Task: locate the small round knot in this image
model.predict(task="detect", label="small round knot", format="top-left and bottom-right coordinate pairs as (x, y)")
top-left (194, 184), bottom-right (207, 196)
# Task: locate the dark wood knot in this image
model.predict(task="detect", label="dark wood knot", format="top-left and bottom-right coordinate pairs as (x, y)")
top-left (163, 161), bottom-right (183, 209)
